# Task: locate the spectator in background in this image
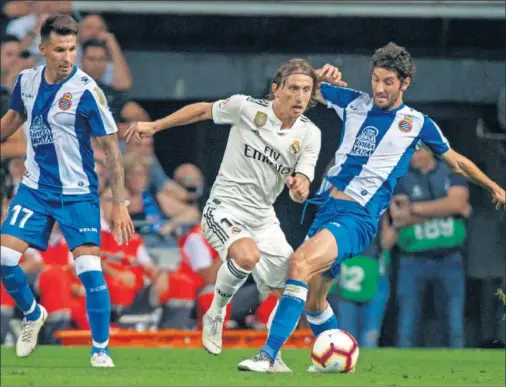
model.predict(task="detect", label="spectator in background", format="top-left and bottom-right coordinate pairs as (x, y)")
top-left (78, 14), bottom-right (132, 90)
top-left (330, 212), bottom-right (397, 348)
top-left (123, 152), bottom-right (201, 239)
top-left (80, 39), bottom-right (147, 131)
top-left (391, 146), bottom-right (471, 348)
top-left (4, 0), bottom-right (73, 64)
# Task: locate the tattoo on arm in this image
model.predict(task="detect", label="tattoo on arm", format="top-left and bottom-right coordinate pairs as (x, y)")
top-left (99, 133), bottom-right (125, 203)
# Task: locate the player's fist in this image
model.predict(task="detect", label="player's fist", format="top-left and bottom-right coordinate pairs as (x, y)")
top-left (491, 185), bottom-right (506, 210)
top-left (286, 174), bottom-right (310, 203)
top-left (124, 121), bottom-right (157, 142)
top-left (316, 64), bottom-right (347, 87)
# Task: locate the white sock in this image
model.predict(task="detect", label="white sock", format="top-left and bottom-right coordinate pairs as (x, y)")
top-left (209, 259), bottom-right (250, 316)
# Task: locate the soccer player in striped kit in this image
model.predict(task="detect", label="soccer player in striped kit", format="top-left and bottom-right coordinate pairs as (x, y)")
top-left (0, 14), bottom-right (133, 367)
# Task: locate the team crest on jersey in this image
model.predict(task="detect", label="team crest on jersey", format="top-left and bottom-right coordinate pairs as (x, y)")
top-left (231, 226), bottom-right (242, 234)
top-left (254, 111), bottom-right (267, 127)
top-left (58, 93), bottom-right (72, 110)
top-left (288, 140), bottom-right (301, 155)
top-left (350, 126), bottom-right (378, 157)
top-left (398, 115), bottom-right (413, 132)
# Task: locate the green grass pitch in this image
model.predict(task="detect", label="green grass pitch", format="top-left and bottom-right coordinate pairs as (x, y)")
top-left (1, 346), bottom-right (504, 386)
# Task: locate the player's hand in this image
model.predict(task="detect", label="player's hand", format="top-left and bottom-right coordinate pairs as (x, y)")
top-left (124, 121), bottom-right (157, 142)
top-left (286, 174), bottom-right (310, 203)
top-left (316, 64), bottom-right (348, 87)
top-left (491, 185), bottom-right (506, 210)
top-left (110, 203), bottom-right (134, 244)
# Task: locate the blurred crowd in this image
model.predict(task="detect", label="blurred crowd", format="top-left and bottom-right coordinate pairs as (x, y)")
top-left (0, 0), bottom-right (504, 349)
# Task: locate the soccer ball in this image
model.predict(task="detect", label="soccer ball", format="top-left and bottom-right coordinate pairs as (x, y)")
top-left (310, 329), bottom-right (359, 373)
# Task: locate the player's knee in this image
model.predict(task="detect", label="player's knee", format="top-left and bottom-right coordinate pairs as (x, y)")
top-left (288, 251), bottom-right (310, 281)
top-left (229, 241), bottom-right (260, 271)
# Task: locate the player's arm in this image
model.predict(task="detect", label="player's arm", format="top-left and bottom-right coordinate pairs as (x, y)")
top-left (124, 94), bottom-right (246, 142)
top-left (410, 174), bottom-right (471, 218)
top-left (379, 212), bottom-right (398, 250)
top-left (419, 116), bottom-right (504, 209)
top-left (288, 127), bottom-right (322, 203)
top-left (1, 74), bottom-right (26, 142)
top-left (82, 86), bottom-right (134, 242)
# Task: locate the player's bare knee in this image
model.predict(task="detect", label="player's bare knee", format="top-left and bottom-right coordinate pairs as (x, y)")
top-left (288, 251), bottom-right (310, 282)
top-left (228, 239), bottom-right (260, 271)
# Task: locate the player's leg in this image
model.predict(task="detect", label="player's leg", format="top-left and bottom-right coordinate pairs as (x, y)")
top-left (201, 203), bottom-right (259, 354)
top-left (57, 196), bottom-right (113, 367)
top-left (305, 273), bottom-right (338, 337)
top-left (1, 186), bottom-right (53, 357)
top-left (240, 198), bottom-right (377, 372)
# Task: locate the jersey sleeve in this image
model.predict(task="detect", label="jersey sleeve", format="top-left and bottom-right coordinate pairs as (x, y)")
top-left (419, 116), bottom-right (450, 156)
top-left (295, 126), bottom-right (322, 182)
top-left (78, 86), bottom-right (118, 137)
top-left (320, 82), bottom-right (362, 119)
top-left (184, 233), bottom-right (213, 271)
top-left (211, 94), bottom-right (247, 125)
top-left (9, 74), bottom-right (25, 115)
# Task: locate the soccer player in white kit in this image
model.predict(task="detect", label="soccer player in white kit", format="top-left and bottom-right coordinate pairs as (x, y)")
top-left (125, 59), bottom-right (322, 370)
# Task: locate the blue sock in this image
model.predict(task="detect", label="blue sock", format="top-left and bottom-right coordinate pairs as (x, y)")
top-left (261, 279), bottom-right (308, 362)
top-left (78, 268), bottom-right (110, 355)
top-left (305, 304), bottom-right (338, 337)
top-left (1, 265), bottom-right (41, 321)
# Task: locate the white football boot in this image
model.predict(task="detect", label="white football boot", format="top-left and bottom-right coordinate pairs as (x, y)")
top-left (16, 305), bottom-right (47, 358)
top-left (202, 312), bottom-right (224, 355)
top-left (91, 351), bottom-right (115, 368)
top-left (271, 352), bottom-right (292, 373)
top-left (237, 352), bottom-right (273, 372)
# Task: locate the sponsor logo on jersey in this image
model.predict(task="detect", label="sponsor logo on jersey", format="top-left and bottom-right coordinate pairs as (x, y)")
top-left (398, 115), bottom-right (413, 132)
top-left (58, 92), bottom-right (72, 110)
top-left (30, 116), bottom-right (53, 148)
top-left (289, 140), bottom-right (301, 155)
top-left (350, 126), bottom-right (378, 157)
top-left (254, 111), bottom-right (267, 127)
top-left (244, 144), bottom-right (294, 176)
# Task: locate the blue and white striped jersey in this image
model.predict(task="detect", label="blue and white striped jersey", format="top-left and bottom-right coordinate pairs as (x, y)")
top-left (9, 66), bottom-right (117, 195)
top-left (319, 82), bottom-right (450, 221)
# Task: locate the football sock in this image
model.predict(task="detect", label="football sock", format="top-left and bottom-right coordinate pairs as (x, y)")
top-left (305, 303), bottom-right (338, 337)
top-left (261, 279), bottom-right (308, 362)
top-left (1, 247), bottom-right (41, 321)
top-left (75, 255), bottom-right (110, 354)
top-left (208, 259), bottom-right (250, 316)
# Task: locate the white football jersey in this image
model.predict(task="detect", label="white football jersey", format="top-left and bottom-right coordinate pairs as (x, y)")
top-left (210, 94), bottom-right (321, 219)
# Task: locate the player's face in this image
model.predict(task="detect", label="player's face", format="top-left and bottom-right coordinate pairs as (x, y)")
top-left (273, 74), bottom-right (314, 118)
top-left (81, 46), bottom-right (107, 81)
top-left (40, 32), bottom-right (77, 80)
top-left (371, 68), bottom-right (409, 110)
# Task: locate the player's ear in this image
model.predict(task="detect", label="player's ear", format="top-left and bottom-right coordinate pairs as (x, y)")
top-left (400, 77), bottom-right (411, 92)
top-left (271, 82), bottom-right (278, 98)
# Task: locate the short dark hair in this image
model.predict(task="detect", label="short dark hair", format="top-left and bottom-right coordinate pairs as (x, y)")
top-left (268, 58), bottom-right (319, 108)
top-left (1, 34), bottom-right (20, 45)
top-left (370, 42), bottom-right (416, 81)
top-left (82, 39), bottom-right (108, 55)
top-left (40, 14), bottom-right (79, 42)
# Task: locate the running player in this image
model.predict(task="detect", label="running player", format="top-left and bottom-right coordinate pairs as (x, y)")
top-left (125, 58), bottom-right (322, 371)
top-left (238, 42), bottom-right (506, 372)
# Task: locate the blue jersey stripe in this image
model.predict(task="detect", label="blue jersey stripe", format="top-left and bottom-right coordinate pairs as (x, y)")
top-left (365, 134), bottom-right (421, 220)
top-left (74, 112), bottom-right (98, 194)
